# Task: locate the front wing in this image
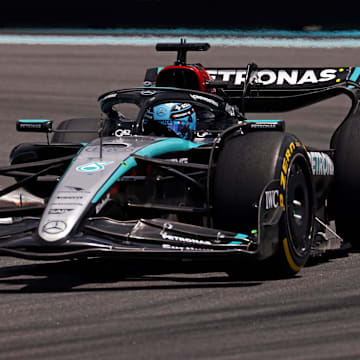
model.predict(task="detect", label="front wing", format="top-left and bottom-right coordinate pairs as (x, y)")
top-left (0, 217), bottom-right (259, 262)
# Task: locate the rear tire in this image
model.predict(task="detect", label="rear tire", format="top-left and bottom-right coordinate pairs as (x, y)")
top-left (333, 115), bottom-right (360, 249)
top-left (212, 131), bottom-right (314, 278)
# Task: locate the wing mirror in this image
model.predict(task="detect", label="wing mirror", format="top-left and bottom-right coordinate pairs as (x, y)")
top-left (16, 119), bottom-right (53, 133)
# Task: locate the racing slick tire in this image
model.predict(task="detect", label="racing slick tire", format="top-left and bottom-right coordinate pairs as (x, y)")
top-left (212, 131), bottom-right (314, 278)
top-left (51, 118), bottom-right (101, 144)
top-left (333, 115), bottom-right (360, 250)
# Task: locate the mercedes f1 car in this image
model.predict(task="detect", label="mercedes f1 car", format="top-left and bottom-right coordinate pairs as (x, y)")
top-left (0, 40), bottom-right (358, 278)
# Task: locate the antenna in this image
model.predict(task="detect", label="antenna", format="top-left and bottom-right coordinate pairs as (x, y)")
top-left (176, 38), bottom-right (188, 65)
top-left (156, 38), bottom-right (210, 66)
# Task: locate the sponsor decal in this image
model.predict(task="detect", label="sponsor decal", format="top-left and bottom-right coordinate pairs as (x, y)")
top-left (195, 131), bottom-right (211, 138)
top-left (247, 121), bottom-right (283, 130)
top-left (85, 146), bottom-right (127, 152)
top-left (76, 161), bottom-right (114, 172)
top-left (265, 190), bottom-right (279, 210)
top-left (307, 152), bottom-right (334, 176)
top-left (173, 103), bottom-right (191, 111)
top-left (171, 110), bottom-right (193, 119)
top-left (156, 106), bottom-right (168, 117)
top-left (167, 157), bottom-right (188, 164)
top-left (56, 196), bottom-right (83, 200)
top-left (162, 244), bottom-right (213, 252)
top-left (64, 185), bottom-right (87, 192)
top-left (160, 231), bottom-right (212, 246)
top-left (251, 123), bottom-right (276, 129)
top-left (114, 129), bottom-right (131, 137)
top-left (57, 186), bottom-right (90, 194)
top-left (52, 203), bottom-right (83, 206)
top-left (48, 208), bottom-right (74, 215)
top-left (279, 142), bottom-right (296, 209)
top-left (189, 94), bottom-right (219, 107)
top-left (208, 68), bottom-right (340, 86)
top-left (17, 119), bottom-right (53, 133)
top-left (42, 221), bottom-right (67, 234)
top-left (95, 193), bottom-right (110, 214)
top-left (18, 123), bottom-right (42, 129)
top-left (280, 142), bottom-right (296, 191)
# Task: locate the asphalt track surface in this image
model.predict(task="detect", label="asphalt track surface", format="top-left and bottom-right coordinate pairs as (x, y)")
top-left (0, 44), bottom-right (360, 360)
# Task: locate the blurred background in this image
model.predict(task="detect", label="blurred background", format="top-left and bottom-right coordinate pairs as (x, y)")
top-left (0, 1), bottom-right (358, 30)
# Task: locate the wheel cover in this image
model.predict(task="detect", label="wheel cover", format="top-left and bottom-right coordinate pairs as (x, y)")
top-left (286, 156), bottom-right (313, 258)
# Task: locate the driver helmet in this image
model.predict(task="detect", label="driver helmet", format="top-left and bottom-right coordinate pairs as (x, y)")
top-left (144, 102), bottom-right (196, 139)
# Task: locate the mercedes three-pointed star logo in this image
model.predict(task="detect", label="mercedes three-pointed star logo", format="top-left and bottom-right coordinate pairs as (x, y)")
top-left (42, 221), bottom-right (67, 234)
top-left (156, 106), bottom-right (167, 116)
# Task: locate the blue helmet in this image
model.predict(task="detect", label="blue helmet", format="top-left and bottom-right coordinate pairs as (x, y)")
top-left (144, 102), bottom-right (196, 139)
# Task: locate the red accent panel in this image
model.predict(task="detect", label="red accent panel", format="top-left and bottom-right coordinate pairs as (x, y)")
top-left (156, 65), bottom-right (211, 92)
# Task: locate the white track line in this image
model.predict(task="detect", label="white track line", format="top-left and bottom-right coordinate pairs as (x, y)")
top-left (0, 34), bottom-right (359, 48)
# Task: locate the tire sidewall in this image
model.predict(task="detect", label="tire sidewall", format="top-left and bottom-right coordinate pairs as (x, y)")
top-left (276, 136), bottom-right (315, 273)
top-left (333, 115), bottom-right (360, 247)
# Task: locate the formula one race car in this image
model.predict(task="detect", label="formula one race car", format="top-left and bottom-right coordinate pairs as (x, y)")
top-left (0, 40), bottom-right (359, 278)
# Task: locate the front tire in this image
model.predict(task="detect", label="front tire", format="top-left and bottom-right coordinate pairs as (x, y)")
top-left (272, 152), bottom-right (314, 276)
top-left (212, 131), bottom-right (314, 278)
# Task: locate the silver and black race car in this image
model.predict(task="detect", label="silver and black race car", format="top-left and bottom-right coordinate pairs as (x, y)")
top-left (0, 40), bottom-right (358, 278)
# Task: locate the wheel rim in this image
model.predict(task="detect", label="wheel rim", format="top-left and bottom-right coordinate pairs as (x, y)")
top-left (286, 156), bottom-right (313, 257)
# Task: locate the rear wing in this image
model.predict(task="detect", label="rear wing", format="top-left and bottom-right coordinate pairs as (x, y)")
top-left (206, 67), bottom-right (360, 90)
top-left (147, 41), bottom-right (360, 109)
top-left (144, 66), bottom-right (360, 89)
top-left (144, 66), bottom-right (360, 112)
top-left (206, 67), bottom-right (360, 112)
